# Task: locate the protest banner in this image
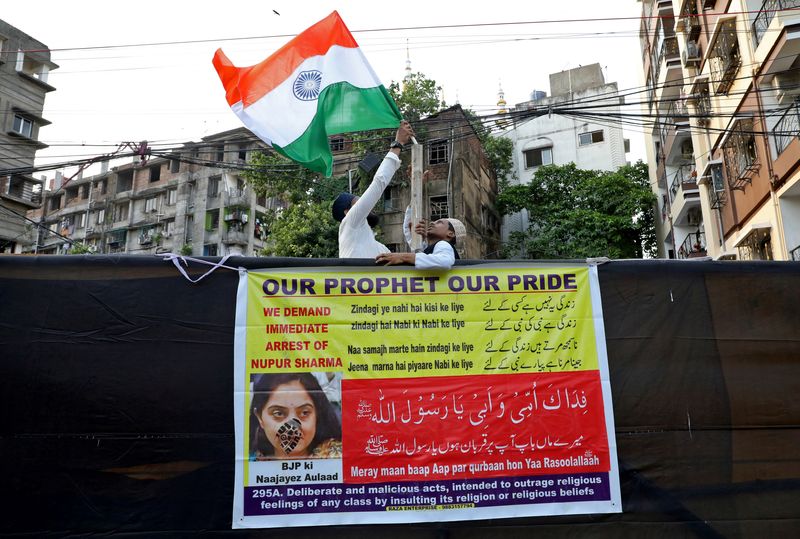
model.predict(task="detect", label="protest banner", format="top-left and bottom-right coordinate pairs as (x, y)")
top-left (232, 265), bottom-right (620, 527)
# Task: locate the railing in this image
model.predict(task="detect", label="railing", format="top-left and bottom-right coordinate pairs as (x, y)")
top-left (709, 20), bottom-right (741, 94)
top-left (678, 230), bottom-right (707, 259)
top-left (658, 36), bottom-right (680, 69)
top-left (774, 100), bottom-right (800, 155)
top-left (693, 88), bottom-right (712, 122)
top-left (753, 0), bottom-right (800, 48)
top-left (723, 119), bottom-right (758, 190)
top-left (669, 165), bottom-right (697, 203)
top-left (790, 244), bottom-right (800, 261)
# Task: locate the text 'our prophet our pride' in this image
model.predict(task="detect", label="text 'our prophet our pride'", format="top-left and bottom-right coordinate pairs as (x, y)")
top-left (261, 273), bottom-right (579, 296)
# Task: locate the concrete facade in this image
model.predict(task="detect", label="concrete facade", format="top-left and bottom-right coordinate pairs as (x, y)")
top-left (637, 0), bottom-right (800, 260)
top-left (0, 19), bottom-right (57, 253)
top-left (496, 64), bottom-right (630, 247)
top-left (28, 128), bottom-right (283, 257)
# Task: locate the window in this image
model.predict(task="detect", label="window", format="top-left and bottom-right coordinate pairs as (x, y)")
top-left (116, 171), bottom-right (133, 193)
top-left (96, 208), bottom-right (106, 225)
top-left (524, 147), bottom-right (553, 168)
top-left (80, 184), bottom-right (90, 199)
top-left (12, 114), bottom-right (33, 138)
top-left (185, 215), bottom-right (194, 242)
top-left (167, 188), bottom-right (177, 206)
top-left (149, 165), bottom-right (161, 182)
top-left (144, 197), bottom-right (158, 213)
top-left (216, 145), bottom-right (225, 163)
top-left (238, 145), bottom-right (248, 161)
top-left (78, 213), bottom-right (86, 228)
top-left (579, 130), bottom-right (604, 146)
top-left (163, 219), bottom-right (175, 237)
top-left (65, 186), bottom-right (78, 202)
top-left (430, 195), bottom-right (449, 221)
top-left (170, 157), bottom-right (181, 173)
top-left (383, 188), bottom-right (395, 212)
top-left (329, 137), bottom-right (345, 152)
top-left (203, 243), bottom-right (219, 256)
top-left (206, 209), bottom-right (220, 231)
top-left (722, 119), bottom-right (757, 191)
top-left (429, 140), bottom-right (449, 165)
top-left (49, 195), bottom-right (62, 211)
top-left (113, 202), bottom-right (129, 222)
top-left (99, 179), bottom-right (108, 194)
top-left (208, 176), bottom-right (221, 197)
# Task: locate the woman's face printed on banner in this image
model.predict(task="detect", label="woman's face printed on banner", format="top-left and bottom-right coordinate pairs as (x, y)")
top-left (256, 380), bottom-right (317, 457)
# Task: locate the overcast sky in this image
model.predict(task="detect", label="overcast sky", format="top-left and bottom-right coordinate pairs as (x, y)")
top-left (3, 0), bottom-right (646, 174)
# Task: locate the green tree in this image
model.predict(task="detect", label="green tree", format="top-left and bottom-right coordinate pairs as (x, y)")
top-left (388, 72), bottom-right (446, 123)
top-left (242, 151), bottom-right (348, 258)
top-left (67, 241), bottom-right (93, 254)
top-left (261, 201), bottom-right (340, 258)
top-left (497, 161), bottom-right (657, 259)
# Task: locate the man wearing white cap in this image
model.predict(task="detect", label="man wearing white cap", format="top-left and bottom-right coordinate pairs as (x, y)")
top-left (376, 215), bottom-right (466, 269)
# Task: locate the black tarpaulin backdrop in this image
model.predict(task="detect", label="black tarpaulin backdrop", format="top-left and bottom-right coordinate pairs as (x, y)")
top-left (1, 256), bottom-right (799, 538)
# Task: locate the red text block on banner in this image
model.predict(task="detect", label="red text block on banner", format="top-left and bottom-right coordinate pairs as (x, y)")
top-left (342, 371), bottom-right (609, 483)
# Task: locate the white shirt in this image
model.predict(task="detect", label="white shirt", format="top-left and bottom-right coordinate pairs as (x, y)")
top-left (338, 152), bottom-right (400, 258)
top-left (402, 206), bottom-right (456, 269)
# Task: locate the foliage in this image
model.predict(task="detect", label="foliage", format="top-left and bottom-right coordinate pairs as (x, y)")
top-left (67, 241), bottom-right (93, 254)
top-left (243, 151), bottom-right (350, 257)
top-left (179, 243), bottom-right (192, 256)
top-left (243, 151), bottom-right (326, 204)
top-left (260, 201), bottom-right (339, 258)
top-left (388, 72), bottom-right (446, 124)
top-left (496, 161), bottom-right (657, 259)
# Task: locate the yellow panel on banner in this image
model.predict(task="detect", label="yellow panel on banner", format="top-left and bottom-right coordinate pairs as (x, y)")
top-left (245, 267), bottom-right (598, 378)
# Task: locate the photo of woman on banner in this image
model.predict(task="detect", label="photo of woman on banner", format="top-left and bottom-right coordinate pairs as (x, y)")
top-left (250, 372), bottom-right (342, 460)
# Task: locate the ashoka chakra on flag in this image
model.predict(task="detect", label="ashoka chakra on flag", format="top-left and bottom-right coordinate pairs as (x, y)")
top-left (293, 71), bottom-right (322, 101)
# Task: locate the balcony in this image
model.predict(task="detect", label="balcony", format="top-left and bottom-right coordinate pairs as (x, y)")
top-left (753, 0), bottom-right (800, 49)
top-left (1, 175), bottom-right (43, 208)
top-left (677, 230), bottom-right (707, 259)
top-left (722, 119), bottom-right (759, 191)
top-left (677, 1), bottom-right (702, 42)
top-left (222, 227), bottom-right (249, 246)
top-left (708, 19), bottom-right (741, 94)
top-left (669, 165), bottom-right (699, 204)
top-left (225, 187), bottom-right (249, 208)
top-left (774, 100), bottom-right (800, 155)
top-left (662, 100), bottom-right (692, 165)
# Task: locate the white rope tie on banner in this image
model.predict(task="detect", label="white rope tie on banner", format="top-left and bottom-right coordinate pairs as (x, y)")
top-left (159, 254), bottom-right (239, 284)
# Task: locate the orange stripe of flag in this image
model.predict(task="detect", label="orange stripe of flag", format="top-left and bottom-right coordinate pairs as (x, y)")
top-left (213, 11), bottom-right (359, 108)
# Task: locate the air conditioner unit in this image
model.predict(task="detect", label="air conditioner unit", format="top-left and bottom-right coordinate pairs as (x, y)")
top-left (106, 237), bottom-right (119, 245)
top-left (773, 71), bottom-right (800, 105)
top-left (682, 41), bottom-right (700, 67)
top-left (85, 227), bottom-right (95, 234)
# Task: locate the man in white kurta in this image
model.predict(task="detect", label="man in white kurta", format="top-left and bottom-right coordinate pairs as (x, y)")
top-left (333, 121), bottom-right (413, 258)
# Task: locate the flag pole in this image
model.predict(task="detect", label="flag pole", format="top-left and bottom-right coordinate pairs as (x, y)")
top-left (410, 137), bottom-right (423, 251)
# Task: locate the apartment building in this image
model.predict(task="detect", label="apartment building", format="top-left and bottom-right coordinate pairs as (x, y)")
top-left (378, 105), bottom-right (501, 259)
top-left (29, 128), bottom-right (281, 257)
top-left (497, 64), bottom-right (630, 246)
top-left (0, 19), bottom-right (57, 253)
top-left (638, 0), bottom-right (800, 260)
top-left (29, 107), bottom-right (500, 259)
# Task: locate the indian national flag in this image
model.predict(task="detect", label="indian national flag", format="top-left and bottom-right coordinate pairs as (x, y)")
top-left (213, 11), bottom-right (402, 177)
